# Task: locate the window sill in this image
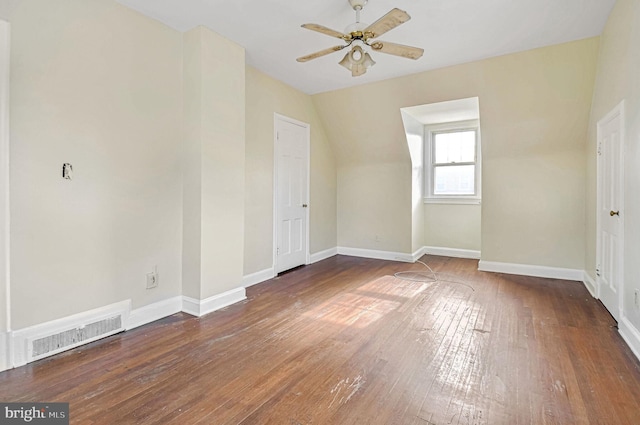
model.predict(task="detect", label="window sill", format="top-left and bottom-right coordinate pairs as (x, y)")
top-left (423, 198), bottom-right (481, 205)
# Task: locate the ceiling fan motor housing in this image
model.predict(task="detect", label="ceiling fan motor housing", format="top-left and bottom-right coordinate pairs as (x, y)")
top-left (344, 21), bottom-right (369, 35)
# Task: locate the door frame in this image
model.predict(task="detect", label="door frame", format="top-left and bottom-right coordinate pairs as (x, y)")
top-left (272, 113), bottom-right (311, 273)
top-left (595, 100), bottom-right (625, 318)
top-left (0, 19), bottom-right (11, 371)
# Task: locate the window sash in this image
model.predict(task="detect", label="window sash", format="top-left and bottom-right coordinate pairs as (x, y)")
top-left (431, 128), bottom-right (478, 166)
top-left (433, 164), bottom-right (476, 196)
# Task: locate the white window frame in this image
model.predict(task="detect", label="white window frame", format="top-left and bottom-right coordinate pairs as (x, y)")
top-left (424, 120), bottom-right (481, 204)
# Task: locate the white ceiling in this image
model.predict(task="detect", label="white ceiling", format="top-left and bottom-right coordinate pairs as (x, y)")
top-left (115, 0), bottom-right (615, 95)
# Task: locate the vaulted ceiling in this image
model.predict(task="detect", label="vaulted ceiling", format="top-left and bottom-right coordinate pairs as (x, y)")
top-left (114, 0), bottom-right (615, 94)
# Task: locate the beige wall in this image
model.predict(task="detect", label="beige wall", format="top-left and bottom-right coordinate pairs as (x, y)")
top-left (337, 162), bottom-right (413, 253)
top-left (0, 19), bottom-right (8, 338)
top-left (8, 0), bottom-right (184, 328)
top-left (314, 38), bottom-right (598, 268)
top-left (245, 67), bottom-right (336, 275)
top-left (183, 27), bottom-right (246, 299)
top-left (401, 112), bottom-right (424, 254)
top-left (182, 28), bottom-right (203, 300)
top-left (586, 0), bottom-right (640, 329)
top-left (4, 0), bottom-right (336, 334)
top-left (200, 28), bottom-right (245, 298)
top-left (424, 205), bottom-right (481, 251)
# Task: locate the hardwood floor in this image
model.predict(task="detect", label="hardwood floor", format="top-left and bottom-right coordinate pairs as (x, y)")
top-left (2, 255), bottom-right (640, 424)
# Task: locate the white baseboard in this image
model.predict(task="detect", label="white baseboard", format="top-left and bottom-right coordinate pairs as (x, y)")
top-left (423, 246), bottom-right (481, 260)
top-left (619, 316), bottom-right (640, 363)
top-left (182, 287), bottom-right (246, 317)
top-left (3, 286), bottom-right (251, 371)
top-left (11, 300), bottom-right (130, 368)
top-left (337, 246), bottom-right (413, 263)
top-left (0, 331), bottom-right (7, 372)
top-left (582, 272), bottom-right (597, 298)
top-left (127, 296), bottom-right (182, 330)
top-left (310, 247), bottom-right (338, 264)
top-left (242, 249), bottom-right (337, 286)
top-left (339, 246), bottom-right (479, 264)
top-left (478, 260), bottom-right (583, 281)
top-left (242, 267), bottom-right (275, 288)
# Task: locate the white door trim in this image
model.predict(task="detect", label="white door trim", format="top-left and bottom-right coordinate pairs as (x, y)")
top-left (0, 19), bottom-right (11, 371)
top-left (273, 113), bottom-right (310, 273)
top-left (596, 100), bottom-right (625, 319)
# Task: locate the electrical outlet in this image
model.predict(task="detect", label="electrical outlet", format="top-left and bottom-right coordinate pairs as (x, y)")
top-left (146, 267), bottom-right (158, 289)
top-left (375, 235), bottom-right (380, 242)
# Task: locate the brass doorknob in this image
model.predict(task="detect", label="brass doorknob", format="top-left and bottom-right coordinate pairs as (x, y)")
top-left (610, 210), bottom-right (620, 216)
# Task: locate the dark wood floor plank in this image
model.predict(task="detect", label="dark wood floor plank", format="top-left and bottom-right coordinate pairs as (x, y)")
top-left (2, 255), bottom-right (640, 424)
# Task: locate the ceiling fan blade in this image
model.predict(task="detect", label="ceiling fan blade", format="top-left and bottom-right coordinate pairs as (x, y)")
top-left (369, 40), bottom-right (424, 60)
top-left (363, 8), bottom-right (411, 39)
top-left (301, 23), bottom-right (349, 40)
top-left (297, 45), bottom-right (346, 62)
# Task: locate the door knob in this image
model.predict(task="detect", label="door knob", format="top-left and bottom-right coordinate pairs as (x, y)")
top-left (302, 204), bottom-right (308, 208)
top-left (610, 210), bottom-right (620, 216)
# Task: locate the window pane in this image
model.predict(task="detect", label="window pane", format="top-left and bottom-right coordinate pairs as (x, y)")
top-left (434, 131), bottom-right (476, 164)
top-left (434, 165), bottom-right (475, 195)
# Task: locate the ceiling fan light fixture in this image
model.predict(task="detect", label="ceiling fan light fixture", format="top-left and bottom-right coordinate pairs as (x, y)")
top-left (338, 52), bottom-right (351, 69)
top-left (339, 45), bottom-right (375, 76)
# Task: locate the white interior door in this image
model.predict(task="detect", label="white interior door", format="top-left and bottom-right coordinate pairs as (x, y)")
top-left (596, 102), bottom-right (624, 321)
top-left (274, 115), bottom-right (309, 274)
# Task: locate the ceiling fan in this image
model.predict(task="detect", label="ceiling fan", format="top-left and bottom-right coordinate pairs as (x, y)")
top-left (296, 0), bottom-right (424, 77)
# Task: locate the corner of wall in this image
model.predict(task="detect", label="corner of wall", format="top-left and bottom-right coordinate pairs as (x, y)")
top-left (309, 247), bottom-right (338, 264)
top-left (0, 16), bottom-right (9, 376)
top-left (582, 271), bottom-right (597, 298)
top-left (182, 287), bottom-right (246, 317)
top-left (0, 330), bottom-right (8, 372)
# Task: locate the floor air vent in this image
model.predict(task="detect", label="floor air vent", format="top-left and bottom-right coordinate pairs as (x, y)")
top-left (31, 315), bottom-right (123, 358)
top-left (8, 300), bottom-right (132, 367)
top-left (10, 300), bottom-right (130, 367)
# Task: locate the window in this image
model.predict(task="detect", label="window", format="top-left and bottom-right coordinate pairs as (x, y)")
top-left (425, 121), bottom-right (481, 203)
